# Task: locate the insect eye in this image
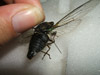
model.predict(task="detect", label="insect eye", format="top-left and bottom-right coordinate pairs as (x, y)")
top-left (49, 22), bottom-right (54, 25)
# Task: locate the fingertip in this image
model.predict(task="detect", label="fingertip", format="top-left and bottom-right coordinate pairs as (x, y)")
top-left (12, 7), bottom-right (45, 33)
top-left (0, 4), bottom-right (45, 44)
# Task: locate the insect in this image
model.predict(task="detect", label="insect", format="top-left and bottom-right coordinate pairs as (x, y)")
top-left (27, 0), bottom-right (100, 59)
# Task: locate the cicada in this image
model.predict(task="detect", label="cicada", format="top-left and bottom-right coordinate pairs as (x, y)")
top-left (27, 0), bottom-right (100, 59)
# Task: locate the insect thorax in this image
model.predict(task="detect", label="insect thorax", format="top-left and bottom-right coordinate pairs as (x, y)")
top-left (35, 22), bottom-right (54, 33)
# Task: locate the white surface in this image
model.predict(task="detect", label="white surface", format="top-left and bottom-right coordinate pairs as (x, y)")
top-left (58, 0), bottom-right (70, 13)
top-left (0, 0), bottom-right (100, 75)
top-left (40, 0), bottom-right (47, 3)
top-left (66, 4), bottom-right (100, 75)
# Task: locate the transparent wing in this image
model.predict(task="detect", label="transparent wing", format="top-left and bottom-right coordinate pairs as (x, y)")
top-left (54, 0), bottom-right (100, 28)
top-left (53, 19), bottom-right (81, 37)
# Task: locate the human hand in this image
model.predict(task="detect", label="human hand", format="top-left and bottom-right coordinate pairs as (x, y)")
top-left (0, 0), bottom-right (45, 45)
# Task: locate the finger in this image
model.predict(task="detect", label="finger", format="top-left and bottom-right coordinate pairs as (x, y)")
top-left (4, 0), bottom-right (43, 10)
top-left (14, 0), bottom-right (43, 10)
top-left (3, 0), bottom-right (44, 18)
top-left (4, 0), bottom-right (14, 4)
top-left (0, 4), bottom-right (45, 45)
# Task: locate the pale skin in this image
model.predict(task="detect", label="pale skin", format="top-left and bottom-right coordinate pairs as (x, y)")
top-left (0, 0), bottom-right (45, 45)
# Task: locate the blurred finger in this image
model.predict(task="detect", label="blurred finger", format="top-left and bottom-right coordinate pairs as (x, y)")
top-left (0, 3), bottom-right (44, 45)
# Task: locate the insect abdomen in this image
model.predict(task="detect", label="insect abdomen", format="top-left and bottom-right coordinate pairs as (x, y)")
top-left (27, 33), bottom-right (49, 59)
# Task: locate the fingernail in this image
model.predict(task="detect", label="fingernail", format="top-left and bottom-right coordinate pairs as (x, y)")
top-left (12, 7), bottom-right (44, 33)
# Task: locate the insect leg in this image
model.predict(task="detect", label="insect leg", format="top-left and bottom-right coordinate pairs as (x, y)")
top-left (41, 51), bottom-right (51, 59)
top-left (42, 45), bottom-right (51, 60)
top-left (42, 32), bottom-right (57, 59)
top-left (50, 31), bottom-right (57, 40)
top-left (42, 31), bottom-right (62, 59)
top-left (50, 31), bottom-right (62, 54)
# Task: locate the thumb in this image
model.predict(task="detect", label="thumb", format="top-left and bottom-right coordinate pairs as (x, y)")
top-left (0, 4), bottom-right (45, 45)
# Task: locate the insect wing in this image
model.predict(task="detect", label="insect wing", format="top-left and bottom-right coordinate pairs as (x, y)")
top-left (54, 19), bottom-right (81, 36)
top-left (54, 0), bottom-right (100, 28)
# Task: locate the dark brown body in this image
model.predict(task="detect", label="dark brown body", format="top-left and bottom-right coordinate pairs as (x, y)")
top-left (27, 32), bottom-right (49, 59)
top-left (27, 22), bottom-right (54, 59)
